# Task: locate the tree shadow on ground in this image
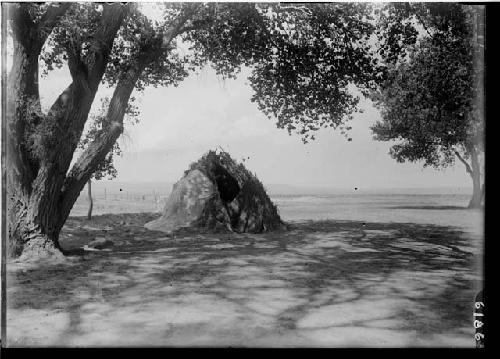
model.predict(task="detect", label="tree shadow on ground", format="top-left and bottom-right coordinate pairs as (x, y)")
top-left (6, 214), bottom-right (483, 347)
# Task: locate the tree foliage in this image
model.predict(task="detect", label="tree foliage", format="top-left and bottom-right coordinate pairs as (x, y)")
top-left (370, 3), bottom-right (484, 208)
top-left (36, 2), bottom-right (382, 146)
top-left (247, 3), bottom-right (381, 143)
top-left (371, 3), bottom-right (483, 168)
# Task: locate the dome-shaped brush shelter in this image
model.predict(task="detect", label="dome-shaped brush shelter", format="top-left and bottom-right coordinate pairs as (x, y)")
top-left (145, 150), bottom-right (284, 234)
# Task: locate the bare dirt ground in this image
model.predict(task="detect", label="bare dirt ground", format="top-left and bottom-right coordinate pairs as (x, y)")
top-left (6, 213), bottom-right (482, 347)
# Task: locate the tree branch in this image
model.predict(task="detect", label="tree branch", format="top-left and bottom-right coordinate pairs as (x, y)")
top-left (58, 58), bottom-right (146, 222)
top-left (177, 4), bottom-right (214, 34)
top-left (413, 10), bottom-right (433, 39)
top-left (454, 150), bottom-right (473, 176)
top-left (38, 3), bottom-right (71, 28)
top-left (85, 3), bottom-right (130, 89)
top-left (276, 4), bottom-right (313, 15)
top-left (58, 4), bottom-right (200, 223)
top-left (65, 39), bottom-right (89, 87)
top-left (162, 4), bottom-right (202, 49)
top-left (63, 3), bottom-right (129, 90)
top-left (45, 3), bottom-right (130, 158)
top-left (35, 2), bottom-right (72, 52)
top-left (8, 3), bottom-right (71, 52)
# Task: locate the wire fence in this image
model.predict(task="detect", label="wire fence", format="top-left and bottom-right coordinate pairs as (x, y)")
top-left (71, 189), bottom-right (170, 217)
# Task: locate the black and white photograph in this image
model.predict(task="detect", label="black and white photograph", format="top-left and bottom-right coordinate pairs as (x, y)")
top-left (0, 0), bottom-right (486, 348)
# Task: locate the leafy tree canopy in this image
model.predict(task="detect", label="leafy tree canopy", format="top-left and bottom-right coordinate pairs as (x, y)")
top-left (37, 2), bottom-right (381, 145)
top-left (246, 3), bottom-right (380, 143)
top-left (371, 3), bottom-right (483, 169)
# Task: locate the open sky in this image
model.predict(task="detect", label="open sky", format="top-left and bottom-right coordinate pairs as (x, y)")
top-left (39, 64), bottom-right (471, 191)
top-left (29, 0), bottom-right (475, 192)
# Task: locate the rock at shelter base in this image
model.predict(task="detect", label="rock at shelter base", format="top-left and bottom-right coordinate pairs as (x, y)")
top-left (145, 150), bottom-right (284, 234)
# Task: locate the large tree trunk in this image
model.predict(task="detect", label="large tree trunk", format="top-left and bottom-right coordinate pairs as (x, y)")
top-left (467, 145), bottom-right (483, 209)
top-left (467, 6), bottom-right (485, 209)
top-left (7, 185), bottom-right (67, 259)
top-left (455, 145), bottom-right (484, 209)
top-left (5, 3), bottom-right (126, 259)
top-left (468, 172), bottom-right (482, 209)
top-left (6, 4), bottom-right (69, 259)
top-left (7, 82), bottom-right (95, 258)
